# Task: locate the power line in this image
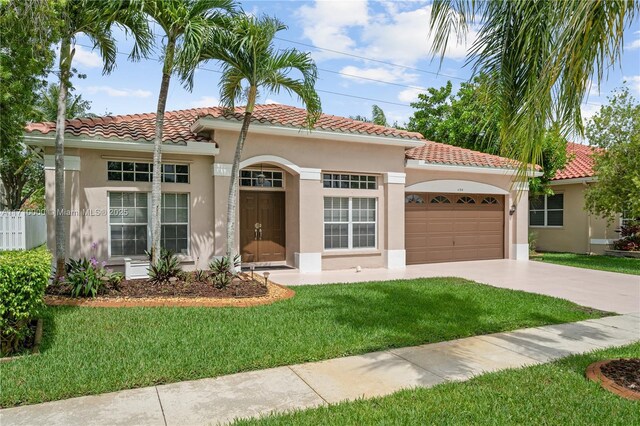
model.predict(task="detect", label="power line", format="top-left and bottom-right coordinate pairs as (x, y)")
top-left (74, 42), bottom-right (603, 109)
top-left (274, 36), bottom-right (467, 81)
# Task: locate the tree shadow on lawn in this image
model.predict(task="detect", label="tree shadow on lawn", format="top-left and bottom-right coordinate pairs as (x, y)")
top-left (303, 279), bottom-right (576, 350)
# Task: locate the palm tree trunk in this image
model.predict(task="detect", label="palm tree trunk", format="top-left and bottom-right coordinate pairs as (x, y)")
top-left (151, 37), bottom-right (176, 264)
top-left (54, 37), bottom-right (74, 277)
top-left (226, 86), bottom-right (257, 258)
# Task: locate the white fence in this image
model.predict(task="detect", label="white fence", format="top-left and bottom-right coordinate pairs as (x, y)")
top-left (0, 211), bottom-right (47, 251)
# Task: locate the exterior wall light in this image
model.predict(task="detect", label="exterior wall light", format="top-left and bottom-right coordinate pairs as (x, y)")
top-left (509, 204), bottom-right (517, 215)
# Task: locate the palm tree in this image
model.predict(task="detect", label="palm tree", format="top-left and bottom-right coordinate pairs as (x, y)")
top-left (190, 15), bottom-right (321, 258)
top-left (429, 0), bottom-right (638, 176)
top-left (141, 0), bottom-right (237, 265)
top-left (33, 83), bottom-right (95, 122)
top-left (53, 0), bottom-right (152, 276)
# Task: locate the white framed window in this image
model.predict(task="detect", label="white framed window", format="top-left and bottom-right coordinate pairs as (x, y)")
top-left (529, 194), bottom-right (563, 227)
top-left (107, 161), bottom-right (189, 183)
top-left (161, 193), bottom-right (189, 254)
top-left (323, 173), bottom-right (377, 190)
top-left (324, 197), bottom-right (377, 250)
top-left (240, 169), bottom-right (284, 188)
top-left (108, 192), bottom-right (190, 257)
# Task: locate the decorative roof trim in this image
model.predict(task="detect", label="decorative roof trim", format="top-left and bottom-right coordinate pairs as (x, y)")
top-left (23, 134), bottom-right (219, 156)
top-left (549, 176), bottom-right (596, 185)
top-left (191, 117), bottom-right (424, 148)
top-left (405, 159), bottom-right (542, 177)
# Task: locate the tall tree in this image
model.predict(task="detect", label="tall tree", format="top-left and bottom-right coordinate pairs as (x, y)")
top-left (0, 0), bottom-right (56, 211)
top-left (429, 0), bottom-right (638, 178)
top-left (585, 86), bottom-right (640, 220)
top-left (190, 15), bottom-right (321, 258)
top-left (406, 75), bottom-right (566, 194)
top-left (141, 0), bottom-right (237, 265)
top-left (33, 82), bottom-right (95, 122)
top-left (351, 104), bottom-right (389, 126)
top-left (52, 0), bottom-right (152, 276)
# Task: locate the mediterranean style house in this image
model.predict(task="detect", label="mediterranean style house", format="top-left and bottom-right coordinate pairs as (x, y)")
top-left (529, 142), bottom-right (622, 255)
top-left (24, 104), bottom-right (532, 273)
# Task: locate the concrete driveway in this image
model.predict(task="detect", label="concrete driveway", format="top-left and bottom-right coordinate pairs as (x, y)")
top-left (266, 259), bottom-right (640, 314)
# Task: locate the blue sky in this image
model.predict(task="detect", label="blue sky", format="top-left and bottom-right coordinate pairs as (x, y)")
top-left (67, 0), bottom-right (640, 128)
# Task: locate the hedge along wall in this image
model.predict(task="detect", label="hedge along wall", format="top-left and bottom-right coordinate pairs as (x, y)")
top-left (0, 246), bottom-right (51, 356)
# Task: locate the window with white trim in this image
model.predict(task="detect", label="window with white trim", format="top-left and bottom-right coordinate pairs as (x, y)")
top-left (324, 197), bottom-right (376, 249)
top-left (323, 173), bottom-right (376, 189)
top-left (529, 194), bottom-right (563, 227)
top-left (108, 192), bottom-right (189, 256)
top-left (107, 161), bottom-right (189, 183)
top-left (161, 193), bottom-right (189, 254)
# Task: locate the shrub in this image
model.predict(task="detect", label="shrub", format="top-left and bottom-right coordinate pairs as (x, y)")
top-left (65, 243), bottom-right (121, 297)
top-left (148, 249), bottom-right (182, 284)
top-left (0, 247), bottom-right (51, 356)
top-left (208, 255), bottom-right (241, 288)
top-left (613, 220), bottom-right (640, 251)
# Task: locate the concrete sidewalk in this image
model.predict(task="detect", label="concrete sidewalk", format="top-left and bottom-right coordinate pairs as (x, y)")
top-left (264, 259), bottom-right (640, 314)
top-left (2, 314), bottom-right (639, 426)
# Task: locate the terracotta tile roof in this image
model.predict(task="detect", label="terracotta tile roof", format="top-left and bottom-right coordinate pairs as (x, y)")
top-left (25, 102), bottom-right (522, 170)
top-left (553, 142), bottom-right (597, 180)
top-left (405, 140), bottom-right (521, 169)
top-left (25, 104), bottom-right (424, 142)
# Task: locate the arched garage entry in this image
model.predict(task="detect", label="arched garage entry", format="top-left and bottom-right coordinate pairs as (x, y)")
top-left (404, 180), bottom-right (508, 264)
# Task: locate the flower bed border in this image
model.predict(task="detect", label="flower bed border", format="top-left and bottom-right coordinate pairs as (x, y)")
top-left (586, 359), bottom-right (640, 401)
top-left (44, 281), bottom-right (295, 308)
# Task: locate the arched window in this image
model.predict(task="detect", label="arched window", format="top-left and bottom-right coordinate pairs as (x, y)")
top-left (481, 196), bottom-right (499, 205)
top-left (430, 195), bottom-right (451, 204)
top-left (456, 196), bottom-right (476, 204)
top-left (405, 194), bottom-right (425, 204)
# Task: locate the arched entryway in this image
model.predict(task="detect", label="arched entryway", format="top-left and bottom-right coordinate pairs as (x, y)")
top-left (238, 156), bottom-right (300, 265)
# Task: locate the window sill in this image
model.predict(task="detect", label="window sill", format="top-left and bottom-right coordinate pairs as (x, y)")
top-left (107, 255), bottom-right (194, 266)
top-left (529, 226), bottom-right (564, 229)
top-left (322, 249), bottom-right (381, 257)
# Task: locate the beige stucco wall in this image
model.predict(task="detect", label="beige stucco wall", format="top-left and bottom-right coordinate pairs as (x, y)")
top-left (45, 147), bottom-right (216, 270)
top-left (212, 130), bottom-right (407, 270)
top-left (529, 182), bottom-right (620, 254)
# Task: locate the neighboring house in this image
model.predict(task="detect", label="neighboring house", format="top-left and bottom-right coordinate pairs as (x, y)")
top-left (529, 142), bottom-right (621, 255)
top-left (24, 104), bottom-right (531, 272)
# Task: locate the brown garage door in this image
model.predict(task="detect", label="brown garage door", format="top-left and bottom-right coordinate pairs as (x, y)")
top-left (405, 193), bottom-right (504, 264)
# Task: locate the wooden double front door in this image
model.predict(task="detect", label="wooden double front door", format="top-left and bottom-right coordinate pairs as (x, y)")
top-left (239, 191), bottom-right (286, 263)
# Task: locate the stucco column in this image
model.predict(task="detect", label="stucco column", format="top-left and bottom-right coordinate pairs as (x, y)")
top-left (295, 168), bottom-right (323, 273)
top-left (44, 155), bottom-right (80, 261)
top-left (510, 181), bottom-right (530, 260)
top-left (383, 172), bottom-right (406, 268)
top-left (212, 163), bottom-right (233, 257)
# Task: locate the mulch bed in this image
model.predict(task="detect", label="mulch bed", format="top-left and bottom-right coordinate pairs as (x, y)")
top-left (45, 273), bottom-right (295, 308)
top-left (0, 319), bottom-right (43, 363)
top-left (586, 358), bottom-right (640, 400)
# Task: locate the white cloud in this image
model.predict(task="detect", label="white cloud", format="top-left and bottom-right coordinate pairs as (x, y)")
top-left (189, 96), bottom-right (220, 108)
top-left (580, 102), bottom-right (602, 124)
top-left (627, 39), bottom-right (640, 50)
top-left (264, 99), bottom-right (281, 105)
top-left (296, 1), bottom-right (369, 61)
top-left (398, 87), bottom-right (424, 103)
top-left (73, 45), bottom-right (103, 68)
top-left (85, 86), bottom-right (152, 98)
top-left (296, 1), bottom-right (476, 67)
top-left (339, 65), bottom-right (419, 84)
top-left (624, 75), bottom-right (640, 95)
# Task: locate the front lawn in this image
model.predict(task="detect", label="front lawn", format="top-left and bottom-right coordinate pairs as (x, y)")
top-left (237, 342), bottom-right (640, 425)
top-left (0, 277), bottom-right (606, 407)
top-left (535, 252), bottom-right (640, 275)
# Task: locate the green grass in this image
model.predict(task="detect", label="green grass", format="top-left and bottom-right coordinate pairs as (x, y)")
top-left (237, 342), bottom-right (640, 425)
top-left (0, 277), bottom-right (607, 407)
top-left (535, 252), bottom-right (640, 275)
